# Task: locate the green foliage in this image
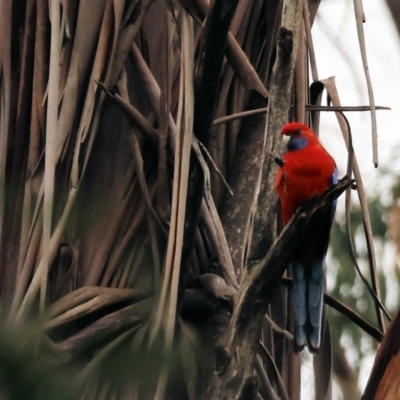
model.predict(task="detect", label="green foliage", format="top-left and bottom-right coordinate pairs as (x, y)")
top-left (329, 183), bottom-right (399, 374)
top-left (0, 319), bottom-right (198, 400)
top-left (0, 327), bottom-right (76, 400)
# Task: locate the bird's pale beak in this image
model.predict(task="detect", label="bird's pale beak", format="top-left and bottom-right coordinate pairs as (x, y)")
top-left (282, 134), bottom-right (291, 145)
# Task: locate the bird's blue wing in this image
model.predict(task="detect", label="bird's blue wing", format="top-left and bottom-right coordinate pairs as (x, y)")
top-left (306, 167), bottom-right (338, 350)
top-left (329, 168), bottom-right (338, 223)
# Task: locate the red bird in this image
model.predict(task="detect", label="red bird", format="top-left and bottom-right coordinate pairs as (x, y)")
top-left (275, 122), bottom-right (337, 352)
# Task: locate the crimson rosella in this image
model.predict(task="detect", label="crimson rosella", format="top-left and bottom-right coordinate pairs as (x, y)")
top-left (274, 122), bottom-right (337, 353)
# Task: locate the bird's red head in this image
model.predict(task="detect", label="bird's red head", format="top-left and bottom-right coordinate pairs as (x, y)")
top-left (281, 122), bottom-right (320, 146)
top-left (281, 122), bottom-right (311, 136)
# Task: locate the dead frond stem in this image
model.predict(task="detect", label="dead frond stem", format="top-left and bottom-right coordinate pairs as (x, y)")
top-left (213, 105), bottom-right (389, 126)
top-left (353, 0), bottom-right (378, 166)
top-left (319, 77), bottom-right (386, 332)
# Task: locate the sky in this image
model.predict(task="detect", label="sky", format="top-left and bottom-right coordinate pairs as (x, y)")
top-left (314, 0), bottom-right (400, 192)
top-left (301, 0), bottom-right (400, 398)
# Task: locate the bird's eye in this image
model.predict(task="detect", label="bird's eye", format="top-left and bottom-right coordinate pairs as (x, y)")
top-left (294, 129), bottom-right (301, 135)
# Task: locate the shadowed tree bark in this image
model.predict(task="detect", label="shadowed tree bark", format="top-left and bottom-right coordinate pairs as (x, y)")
top-left (362, 308), bottom-right (400, 400)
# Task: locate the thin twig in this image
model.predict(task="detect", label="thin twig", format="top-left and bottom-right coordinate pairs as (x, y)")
top-left (344, 171), bottom-right (391, 322)
top-left (16, 187), bottom-right (78, 321)
top-left (193, 141), bottom-right (238, 288)
top-left (303, 0), bottom-right (318, 82)
top-left (197, 140), bottom-right (233, 195)
top-left (258, 342), bottom-right (290, 400)
top-left (341, 114), bottom-right (389, 327)
top-left (324, 291), bottom-right (383, 342)
top-left (213, 105), bottom-right (390, 125)
top-left (255, 356), bottom-right (280, 400)
top-left (306, 105), bottom-right (390, 112)
top-left (150, 12), bottom-right (194, 353)
top-left (213, 108), bottom-right (268, 125)
top-left (95, 81), bottom-right (158, 145)
top-left (319, 77), bottom-right (387, 331)
top-left (353, 0), bottom-right (378, 166)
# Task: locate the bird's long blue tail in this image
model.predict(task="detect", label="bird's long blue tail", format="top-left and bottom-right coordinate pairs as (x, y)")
top-left (292, 259), bottom-right (324, 352)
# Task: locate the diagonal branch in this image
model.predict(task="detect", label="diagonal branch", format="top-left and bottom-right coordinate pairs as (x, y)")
top-left (207, 176), bottom-right (353, 399)
top-left (227, 176), bottom-right (353, 364)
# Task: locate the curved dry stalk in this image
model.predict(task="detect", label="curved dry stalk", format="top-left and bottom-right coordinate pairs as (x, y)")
top-left (56, 299), bottom-right (153, 360)
top-left (130, 130), bottom-right (165, 230)
top-left (129, 43), bottom-right (162, 118)
top-left (16, 187), bottom-right (78, 321)
top-left (344, 180), bottom-right (391, 322)
top-left (294, 21), bottom-right (306, 123)
top-left (337, 111), bottom-right (391, 323)
top-left (10, 180), bottom-right (44, 316)
top-left (318, 77), bottom-right (386, 332)
top-left (325, 292), bottom-right (383, 342)
top-left (41, 0), bottom-right (60, 313)
top-left (230, 0), bottom-right (252, 36)
top-left (150, 11), bottom-right (194, 352)
top-left (128, 41), bottom-right (179, 155)
top-left (193, 143), bottom-right (237, 288)
top-left (95, 82), bottom-right (158, 145)
top-left (46, 287), bottom-right (148, 329)
top-left (147, 213), bottom-right (162, 285)
top-left (258, 342), bottom-right (290, 400)
top-left (353, 0), bottom-right (378, 166)
top-left (181, 0), bottom-right (268, 98)
top-left (255, 356), bottom-right (280, 400)
top-left (197, 141), bottom-right (233, 195)
top-left (70, 0), bottom-right (114, 185)
top-left (105, 0), bottom-right (155, 88)
top-left (0, 2), bottom-right (12, 290)
top-left (225, 33), bottom-right (269, 98)
top-left (305, 105), bottom-right (390, 112)
top-left (303, 0), bottom-right (318, 82)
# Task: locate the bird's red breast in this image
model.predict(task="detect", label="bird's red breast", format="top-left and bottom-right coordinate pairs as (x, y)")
top-left (275, 122), bottom-right (336, 224)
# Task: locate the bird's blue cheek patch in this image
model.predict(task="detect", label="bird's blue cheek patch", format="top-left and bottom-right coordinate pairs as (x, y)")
top-left (287, 137), bottom-right (308, 151)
